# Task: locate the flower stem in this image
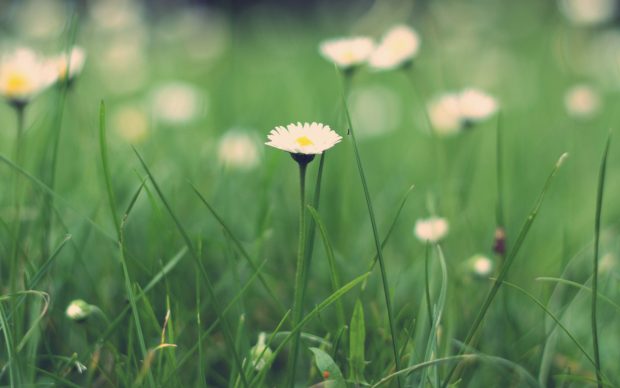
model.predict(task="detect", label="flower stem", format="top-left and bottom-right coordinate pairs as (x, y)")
top-left (288, 160), bottom-right (308, 387)
top-left (340, 72), bottom-right (402, 387)
top-left (10, 104), bottom-right (26, 295)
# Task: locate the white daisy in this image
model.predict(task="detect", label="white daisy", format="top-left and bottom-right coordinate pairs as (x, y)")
top-left (414, 217), bottom-right (449, 242)
top-left (218, 130), bottom-right (260, 170)
top-left (564, 84), bottom-right (600, 118)
top-left (0, 47), bottom-right (58, 106)
top-left (559, 0), bottom-right (615, 26)
top-left (319, 36), bottom-right (375, 69)
top-left (427, 89), bottom-right (498, 135)
top-left (469, 254), bottom-right (493, 277)
top-left (369, 25), bottom-right (420, 71)
top-left (151, 82), bottom-right (206, 125)
top-left (266, 122), bottom-right (342, 155)
top-left (66, 299), bottom-right (91, 321)
top-left (56, 46), bottom-right (86, 82)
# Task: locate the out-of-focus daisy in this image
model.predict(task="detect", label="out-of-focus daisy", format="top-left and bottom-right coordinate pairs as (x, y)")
top-left (150, 82), bottom-right (205, 125)
top-left (14, 0), bottom-right (67, 39)
top-left (98, 37), bottom-right (148, 94)
top-left (414, 217), bottom-right (449, 242)
top-left (427, 89), bottom-right (498, 135)
top-left (348, 85), bottom-right (401, 138)
top-left (369, 25), bottom-right (420, 71)
top-left (218, 130), bottom-right (260, 170)
top-left (266, 122), bottom-right (341, 164)
top-left (66, 299), bottom-right (92, 321)
top-left (0, 47), bottom-right (57, 107)
top-left (559, 0), bottom-right (616, 26)
top-left (56, 46), bottom-right (86, 82)
top-left (112, 104), bottom-right (149, 143)
top-left (564, 84), bottom-right (600, 118)
top-left (89, 0), bottom-right (143, 32)
top-left (319, 36), bottom-right (375, 70)
top-left (249, 332), bottom-right (273, 371)
top-left (468, 254), bottom-right (494, 277)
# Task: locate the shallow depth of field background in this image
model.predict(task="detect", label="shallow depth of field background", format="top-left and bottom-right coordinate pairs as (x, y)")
top-left (0, 0), bottom-right (620, 386)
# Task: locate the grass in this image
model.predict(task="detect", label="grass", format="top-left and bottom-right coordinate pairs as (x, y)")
top-left (1, 1), bottom-right (620, 387)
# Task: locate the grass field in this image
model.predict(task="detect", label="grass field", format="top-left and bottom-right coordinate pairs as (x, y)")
top-left (0, 0), bottom-right (619, 386)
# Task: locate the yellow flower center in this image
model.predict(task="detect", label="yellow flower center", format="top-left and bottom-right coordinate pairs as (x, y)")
top-left (5, 72), bottom-right (31, 96)
top-left (295, 136), bottom-right (314, 147)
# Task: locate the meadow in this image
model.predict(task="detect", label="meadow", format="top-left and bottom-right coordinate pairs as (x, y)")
top-left (0, 0), bottom-right (619, 386)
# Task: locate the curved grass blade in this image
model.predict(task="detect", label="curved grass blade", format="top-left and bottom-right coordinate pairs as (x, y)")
top-left (536, 277), bottom-right (620, 312)
top-left (443, 152), bottom-right (568, 387)
top-left (133, 147), bottom-right (249, 387)
top-left (339, 71), bottom-right (402, 385)
top-left (591, 132), bottom-right (611, 388)
top-left (306, 205), bottom-right (346, 327)
top-left (189, 183), bottom-right (285, 314)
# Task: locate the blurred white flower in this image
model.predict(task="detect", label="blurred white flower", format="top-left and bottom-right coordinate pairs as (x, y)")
top-left (348, 85), bottom-right (401, 138)
top-left (369, 25), bottom-right (420, 70)
top-left (469, 254), bottom-right (493, 277)
top-left (559, 0), bottom-right (616, 26)
top-left (319, 37), bottom-right (375, 69)
top-left (427, 93), bottom-right (462, 136)
top-left (564, 84), bottom-right (600, 118)
top-left (98, 37), bottom-right (148, 94)
top-left (90, 0), bottom-right (143, 31)
top-left (218, 130), bottom-right (260, 170)
top-left (414, 217), bottom-right (449, 242)
top-left (151, 82), bottom-right (206, 125)
top-left (427, 89), bottom-right (498, 135)
top-left (266, 122), bottom-right (342, 155)
top-left (56, 46), bottom-right (86, 82)
top-left (66, 299), bottom-right (91, 321)
top-left (112, 104), bottom-right (149, 143)
top-left (249, 332), bottom-right (273, 371)
top-left (0, 47), bottom-right (58, 106)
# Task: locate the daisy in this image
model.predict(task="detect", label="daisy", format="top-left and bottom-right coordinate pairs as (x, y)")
top-left (564, 84), bottom-right (600, 118)
top-left (369, 25), bottom-right (420, 71)
top-left (66, 299), bottom-right (91, 321)
top-left (414, 217), bottom-right (449, 243)
top-left (468, 254), bottom-right (493, 277)
top-left (266, 122), bottom-right (341, 164)
top-left (218, 130), bottom-right (260, 170)
top-left (0, 47), bottom-right (58, 107)
top-left (151, 81), bottom-right (206, 125)
top-left (56, 46), bottom-right (86, 82)
top-left (427, 89), bottom-right (498, 134)
top-left (319, 36), bottom-right (375, 70)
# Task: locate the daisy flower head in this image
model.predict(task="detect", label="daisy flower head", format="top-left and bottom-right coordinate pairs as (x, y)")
top-left (0, 47), bottom-right (58, 108)
top-left (266, 122), bottom-right (342, 165)
top-left (369, 25), bottom-right (420, 71)
top-left (414, 217), bottom-right (449, 243)
top-left (319, 36), bottom-right (375, 70)
top-left (56, 46), bottom-right (86, 83)
top-left (66, 299), bottom-right (92, 322)
top-left (564, 84), bottom-right (600, 118)
top-left (427, 88), bottom-right (498, 135)
top-left (468, 254), bottom-right (493, 278)
top-left (218, 130), bottom-right (261, 170)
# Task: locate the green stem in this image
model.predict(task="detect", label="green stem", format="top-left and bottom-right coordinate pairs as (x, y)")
top-left (10, 104), bottom-right (26, 295)
top-left (592, 133), bottom-right (610, 388)
top-left (288, 160), bottom-right (308, 387)
top-left (340, 72), bottom-right (402, 386)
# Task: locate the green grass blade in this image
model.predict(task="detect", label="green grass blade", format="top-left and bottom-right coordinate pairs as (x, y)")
top-left (189, 183), bottom-right (285, 313)
top-left (443, 152), bottom-right (568, 386)
top-left (536, 277), bottom-right (620, 312)
top-left (251, 271), bottom-right (371, 385)
top-left (98, 101), bottom-right (121, 238)
top-left (349, 299), bottom-right (366, 384)
top-left (306, 204), bottom-right (346, 327)
top-left (591, 132), bottom-right (611, 388)
top-left (0, 302), bottom-right (21, 387)
top-left (132, 147), bottom-right (249, 387)
top-left (339, 71), bottom-right (402, 386)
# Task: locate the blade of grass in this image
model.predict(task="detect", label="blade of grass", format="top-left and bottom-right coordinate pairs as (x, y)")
top-left (339, 70), bottom-right (402, 387)
top-left (306, 205), bottom-right (346, 327)
top-left (591, 132), bottom-right (611, 388)
top-left (132, 147), bottom-right (249, 387)
top-left (536, 277), bottom-right (620, 312)
top-left (0, 303), bottom-right (21, 387)
top-left (189, 183), bottom-right (285, 314)
top-left (98, 101), bottom-right (121, 238)
top-left (443, 152), bottom-right (568, 386)
top-left (251, 271), bottom-right (370, 386)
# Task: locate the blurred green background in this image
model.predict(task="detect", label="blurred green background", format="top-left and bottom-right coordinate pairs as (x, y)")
top-left (0, 0), bottom-right (619, 386)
